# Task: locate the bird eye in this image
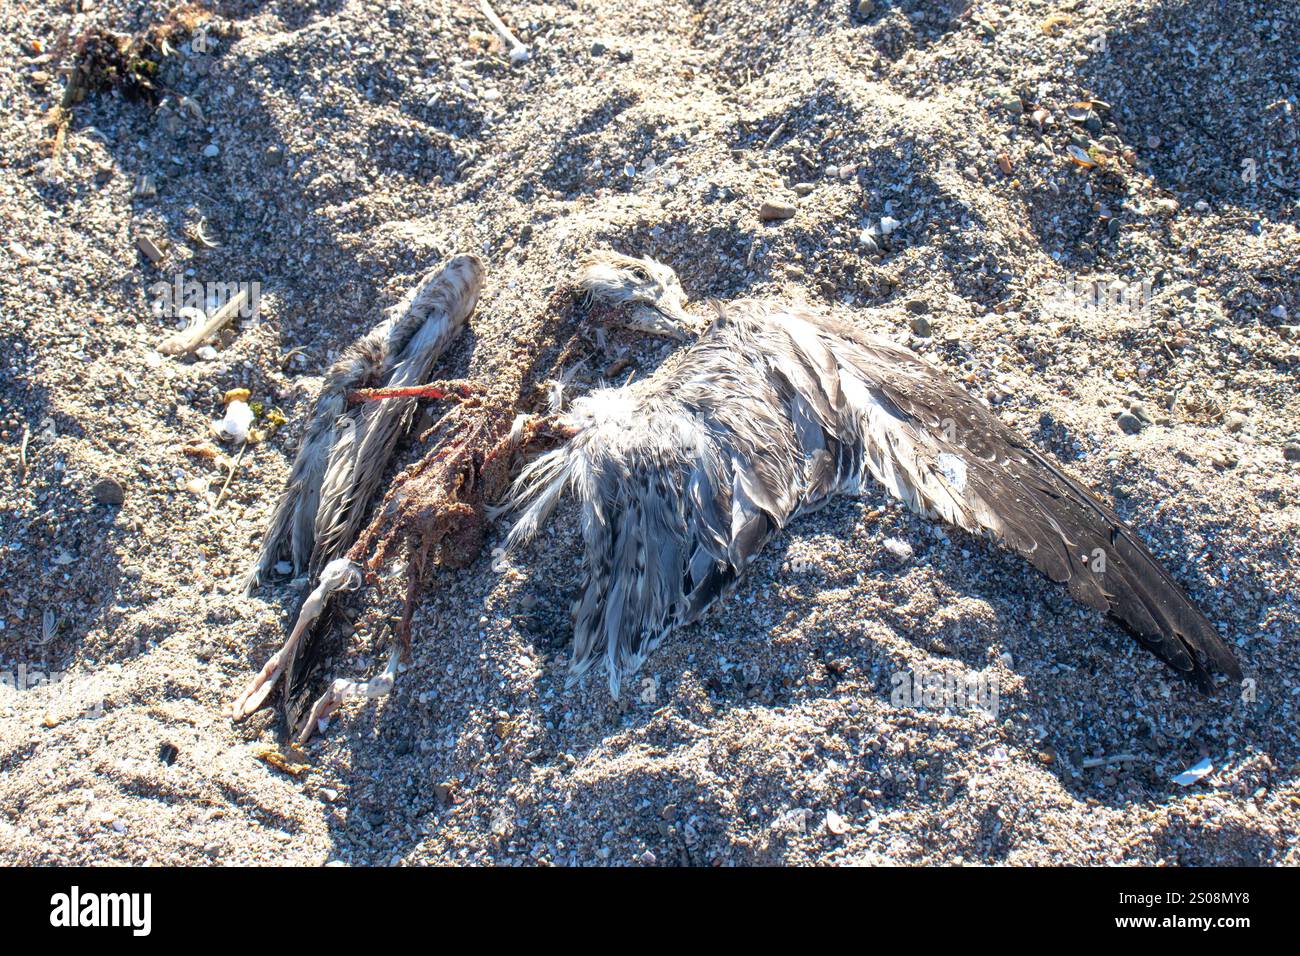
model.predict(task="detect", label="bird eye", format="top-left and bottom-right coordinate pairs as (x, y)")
top-left (629, 266), bottom-right (651, 282)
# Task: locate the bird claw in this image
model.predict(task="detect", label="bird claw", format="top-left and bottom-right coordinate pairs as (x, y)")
top-left (295, 647), bottom-right (401, 745)
top-left (230, 644), bottom-right (292, 721)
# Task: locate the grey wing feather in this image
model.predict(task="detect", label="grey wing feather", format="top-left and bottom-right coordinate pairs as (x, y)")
top-left (807, 310), bottom-right (1241, 689)
top-left (501, 313), bottom-right (816, 694)
top-left (242, 340), bottom-right (385, 594)
top-left (313, 300), bottom-right (472, 566)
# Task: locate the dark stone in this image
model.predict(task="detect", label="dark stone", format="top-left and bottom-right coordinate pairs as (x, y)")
top-left (1116, 412), bottom-right (1144, 435)
top-left (92, 477), bottom-right (125, 506)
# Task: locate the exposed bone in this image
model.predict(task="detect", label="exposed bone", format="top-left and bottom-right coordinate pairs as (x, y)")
top-left (296, 647), bottom-right (401, 745)
top-left (243, 255), bottom-right (483, 595)
top-left (233, 275), bottom-right (584, 740)
top-left (479, 0), bottom-right (530, 64)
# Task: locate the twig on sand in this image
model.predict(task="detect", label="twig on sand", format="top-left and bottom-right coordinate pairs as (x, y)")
top-left (158, 287), bottom-right (249, 356)
top-left (18, 424), bottom-right (30, 481)
top-left (1081, 753), bottom-right (1138, 769)
top-left (763, 120), bottom-right (787, 150)
top-left (211, 440), bottom-right (247, 513)
top-left (479, 0), bottom-right (530, 64)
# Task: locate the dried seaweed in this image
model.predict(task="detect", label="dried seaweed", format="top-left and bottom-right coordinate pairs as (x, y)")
top-left (45, 3), bottom-right (213, 156)
top-left (347, 288), bottom-right (583, 647)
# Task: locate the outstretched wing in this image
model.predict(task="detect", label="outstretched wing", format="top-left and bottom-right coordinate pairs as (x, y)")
top-left (802, 309), bottom-right (1242, 689)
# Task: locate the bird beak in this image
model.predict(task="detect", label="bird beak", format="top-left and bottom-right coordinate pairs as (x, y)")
top-left (632, 298), bottom-right (696, 341)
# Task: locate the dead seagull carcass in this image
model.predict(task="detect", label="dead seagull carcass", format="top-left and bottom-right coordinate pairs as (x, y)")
top-left (233, 251), bottom-right (1242, 742)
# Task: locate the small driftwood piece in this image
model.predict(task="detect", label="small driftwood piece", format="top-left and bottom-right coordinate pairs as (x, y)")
top-left (479, 0), bottom-right (530, 64)
top-left (158, 287), bottom-right (249, 356)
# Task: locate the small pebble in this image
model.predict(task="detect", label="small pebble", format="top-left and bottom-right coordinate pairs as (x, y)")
top-left (1116, 412), bottom-right (1144, 435)
top-left (882, 537), bottom-right (913, 561)
top-left (202, 143), bottom-right (220, 158)
top-left (91, 477), bottom-right (125, 506)
top-left (759, 199), bottom-right (796, 221)
top-left (1283, 443), bottom-right (1300, 462)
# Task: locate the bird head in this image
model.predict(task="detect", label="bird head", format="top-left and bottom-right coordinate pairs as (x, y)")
top-left (577, 252), bottom-right (697, 340)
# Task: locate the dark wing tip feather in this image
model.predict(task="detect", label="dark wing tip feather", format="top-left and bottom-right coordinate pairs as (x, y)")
top-left (1008, 442), bottom-right (1243, 692)
top-left (283, 596), bottom-right (350, 738)
top-left (847, 338), bottom-right (1244, 693)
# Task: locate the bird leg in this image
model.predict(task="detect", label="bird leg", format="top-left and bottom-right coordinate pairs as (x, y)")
top-left (295, 646), bottom-right (402, 745)
top-left (231, 558), bottom-right (362, 721)
top-left (237, 280), bottom-right (589, 741)
top-left (243, 255), bottom-right (483, 595)
top-left (269, 395), bottom-right (515, 740)
top-left (282, 401), bottom-right (576, 742)
top-left (231, 382), bottom-right (566, 736)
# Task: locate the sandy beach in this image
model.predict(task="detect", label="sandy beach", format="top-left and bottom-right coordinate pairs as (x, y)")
top-left (0, 0), bottom-right (1297, 865)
